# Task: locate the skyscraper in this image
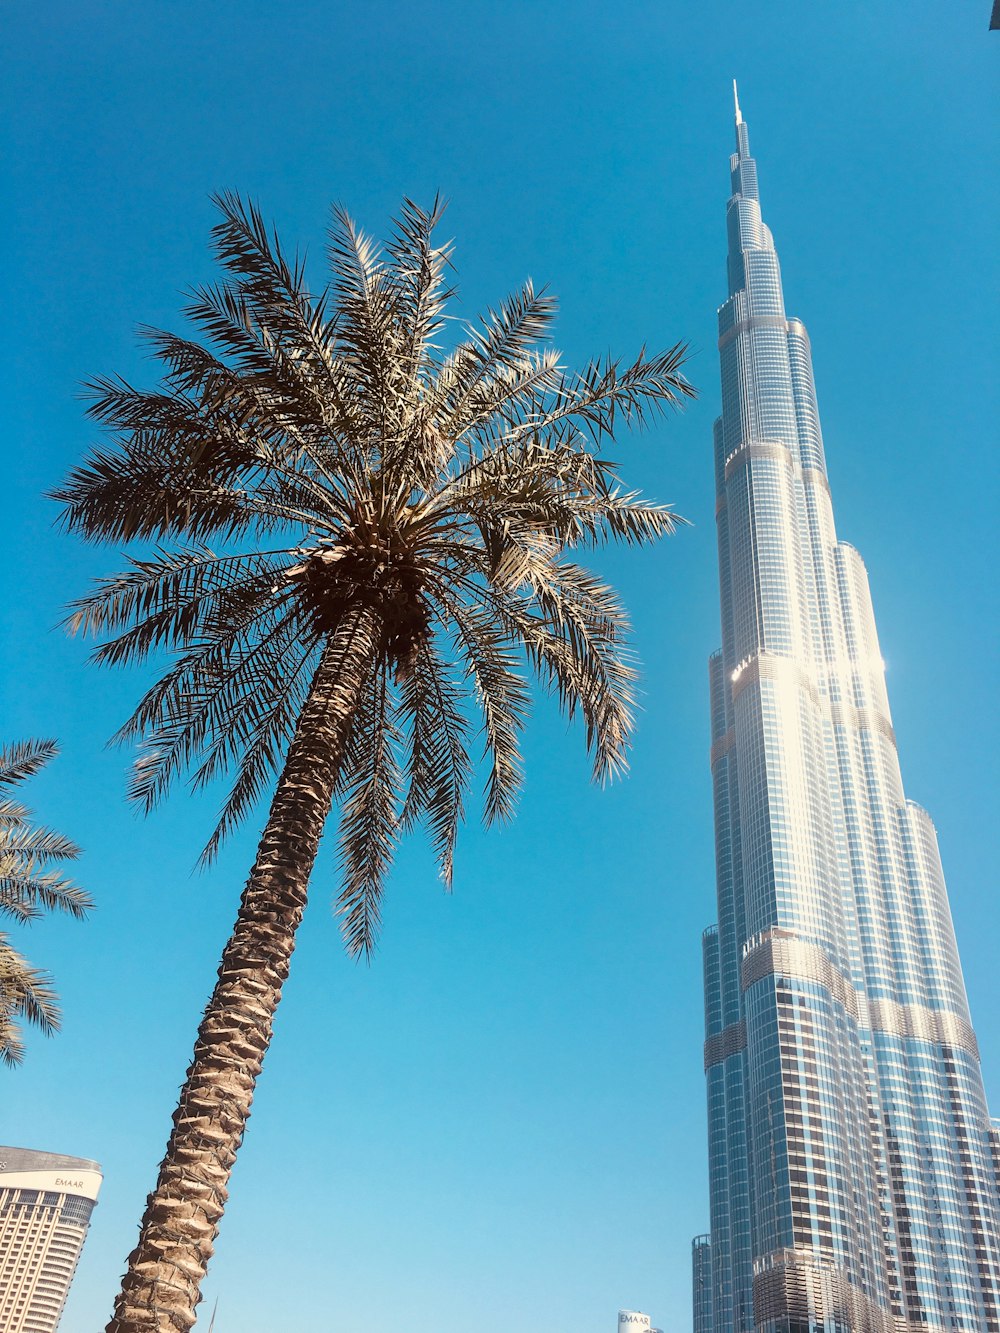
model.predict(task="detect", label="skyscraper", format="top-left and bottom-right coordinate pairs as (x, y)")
top-left (694, 87), bottom-right (1000, 1332)
top-left (0, 1146), bottom-right (102, 1333)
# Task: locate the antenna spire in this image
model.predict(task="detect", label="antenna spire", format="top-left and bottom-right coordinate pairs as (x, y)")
top-left (733, 79), bottom-right (743, 125)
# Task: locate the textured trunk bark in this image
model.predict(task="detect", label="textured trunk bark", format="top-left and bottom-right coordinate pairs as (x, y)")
top-left (106, 630), bottom-right (370, 1332)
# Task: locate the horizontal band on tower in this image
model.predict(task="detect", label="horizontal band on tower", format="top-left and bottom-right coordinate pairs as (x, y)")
top-left (741, 930), bottom-right (979, 1059)
top-left (730, 652), bottom-right (822, 710)
top-left (704, 1019), bottom-right (747, 1069)
top-left (723, 439), bottom-right (791, 481)
top-left (709, 729), bottom-right (734, 765)
top-left (729, 655), bottom-right (896, 749)
top-left (867, 996), bottom-right (979, 1058)
top-left (753, 1250), bottom-right (898, 1333)
top-left (742, 931), bottom-right (856, 1013)
top-left (801, 466), bottom-right (831, 494)
top-left (828, 700), bottom-right (896, 748)
top-left (718, 313), bottom-right (790, 350)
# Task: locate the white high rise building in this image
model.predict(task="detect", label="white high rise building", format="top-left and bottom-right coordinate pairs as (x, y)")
top-left (619, 1309), bottom-right (661, 1333)
top-left (0, 1146), bottom-right (102, 1333)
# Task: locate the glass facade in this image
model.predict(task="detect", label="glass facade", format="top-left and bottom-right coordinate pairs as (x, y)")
top-left (694, 93), bottom-right (1000, 1333)
top-left (693, 1234), bottom-right (713, 1333)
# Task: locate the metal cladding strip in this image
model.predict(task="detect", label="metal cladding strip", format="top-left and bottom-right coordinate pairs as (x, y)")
top-left (741, 931), bottom-right (981, 1060)
top-left (752, 1250), bottom-right (951, 1333)
top-left (730, 651), bottom-right (822, 711)
top-left (801, 465), bottom-right (832, 495)
top-left (723, 437), bottom-right (792, 481)
top-left (828, 700), bottom-right (897, 748)
top-left (722, 452), bottom-right (829, 496)
top-left (730, 651), bottom-right (897, 747)
top-left (704, 1019), bottom-right (748, 1070)
top-left (741, 932), bottom-right (859, 1019)
top-left (718, 313), bottom-right (791, 351)
top-left (867, 997), bottom-right (980, 1059)
top-left (709, 729), bottom-right (734, 766)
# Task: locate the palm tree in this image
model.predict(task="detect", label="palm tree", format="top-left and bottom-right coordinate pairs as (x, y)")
top-left (55, 195), bottom-right (694, 1333)
top-left (0, 739), bottom-right (90, 1065)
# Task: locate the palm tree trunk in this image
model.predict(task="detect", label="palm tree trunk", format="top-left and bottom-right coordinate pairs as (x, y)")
top-left (107, 630), bottom-right (369, 1333)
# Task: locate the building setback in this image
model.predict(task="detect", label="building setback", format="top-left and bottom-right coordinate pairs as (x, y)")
top-left (0, 1146), bottom-right (102, 1333)
top-left (691, 1235), bottom-right (712, 1333)
top-left (694, 88), bottom-right (1000, 1332)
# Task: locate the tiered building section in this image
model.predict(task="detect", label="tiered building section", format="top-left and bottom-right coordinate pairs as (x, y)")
top-left (694, 88), bottom-right (1000, 1332)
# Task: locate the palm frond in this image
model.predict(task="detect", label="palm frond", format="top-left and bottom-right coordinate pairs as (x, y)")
top-left (0, 740), bottom-right (60, 789)
top-left (0, 742), bottom-right (85, 1066)
top-left (383, 194), bottom-right (453, 376)
top-left (209, 192), bottom-right (314, 317)
top-left (0, 823), bottom-right (81, 864)
top-left (327, 203), bottom-right (404, 447)
top-left (0, 872), bottom-right (93, 922)
top-left (1, 939), bottom-right (61, 1066)
top-left (120, 601), bottom-right (316, 815)
top-left (397, 627), bottom-right (472, 887)
top-left (436, 282), bottom-right (561, 435)
top-left (199, 606), bottom-right (377, 863)
top-left (433, 594), bottom-right (529, 825)
top-left (335, 664), bottom-right (402, 959)
top-left (539, 342), bottom-right (695, 442)
top-left (495, 579), bottom-right (635, 784)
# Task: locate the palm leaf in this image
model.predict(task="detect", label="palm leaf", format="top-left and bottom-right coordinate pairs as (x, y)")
top-left (335, 663), bottom-right (403, 958)
top-left (0, 741), bottom-right (87, 1066)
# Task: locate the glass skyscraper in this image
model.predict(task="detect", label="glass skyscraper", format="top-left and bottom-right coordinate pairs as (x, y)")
top-left (694, 88), bottom-right (1000, 1333)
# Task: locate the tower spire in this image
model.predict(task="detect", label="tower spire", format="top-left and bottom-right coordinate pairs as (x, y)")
top-left (733, 79), bottom-right (742, 125)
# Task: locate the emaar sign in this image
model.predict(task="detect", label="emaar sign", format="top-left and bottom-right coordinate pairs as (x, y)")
top-left (617, 1311), bottom-right (651, 1333)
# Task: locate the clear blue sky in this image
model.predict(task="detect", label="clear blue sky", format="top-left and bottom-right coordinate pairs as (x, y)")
top-left (2, 4), bottom-right (997, 1331)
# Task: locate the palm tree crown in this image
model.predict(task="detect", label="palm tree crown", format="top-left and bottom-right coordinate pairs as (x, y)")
top-left (0, 739), bottom-right (90, 1065)
top-left (54, 195), bottom-right (694, 1332)
top-left (58, 195), bottom-right (692, 955)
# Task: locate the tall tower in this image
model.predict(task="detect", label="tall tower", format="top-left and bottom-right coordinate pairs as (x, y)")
top-left (0, 1146), bottom-right (102, 1333)
top-left (694, 87), bottom-right (1000, 1332)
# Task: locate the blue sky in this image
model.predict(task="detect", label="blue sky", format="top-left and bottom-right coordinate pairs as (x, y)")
top-left (2, 4), bottom-right (997, 1331)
